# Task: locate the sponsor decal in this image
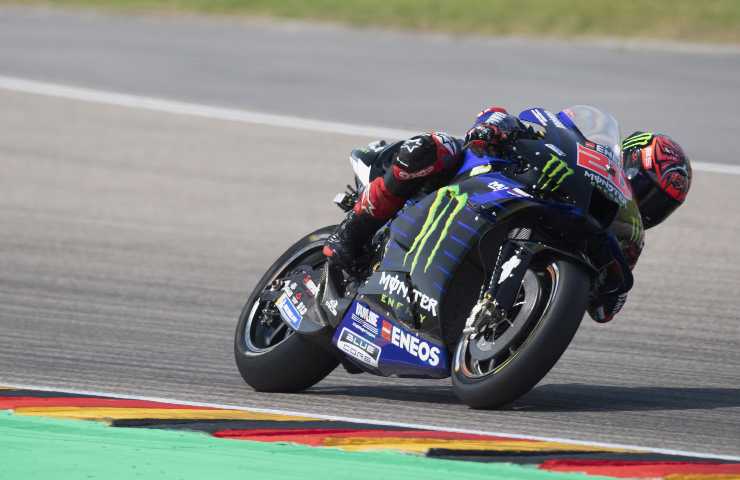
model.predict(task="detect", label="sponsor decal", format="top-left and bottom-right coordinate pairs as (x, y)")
top-left (353, 303), bottom-right (379, 327)
top-left (642, 145), bottom-right (653, 169)
top-left (401, 137), bottom-right (423, 154)
top-left (324, 298), bottom-right (338, 316)
top-left (351, 302), bottom-right (380, 337)
top-left (622, 132), bottom-right (654, 150)
top-left (536, 154), bottom-right (574, 192)
top-left (432, 132), bottom-right (459, 157)
top-left (302, 275), bottom-right (320, 296)
top-left (280, 282), bottom-right (308, 314)
top-left (381, 319), bottom-right (393, 341)
top-left (545, 143), bottom-right (566, 157)
top-left (577, 143), bottom-right (632, 203)
top-left (583, 170), bottom-right (631, 206)
top-left (378, 272), bottom-right (438, 317)
top-left (531, 109), bottom-right (548, 126)
top-left (498, 254), bottom-right (522, 285)
top-left (509, 187), bottom-right (533, 198)
top-left (395, 164), bottom-right (435, 180)
top-left (404, 185), bottom-right (468, 274)
top-left (585, 141), bottom-right (619, 163)
top-left (469, 164), bottom-right (492, 176)
top-left (383, 321), bottom-right (441, 367)
top-left (545, 110), bottom-right (566, 129)
top-left (487, 180), bottom-right (507, 191)
top-left (336, 328), bottom-right (381, 367)
top-left (380, 293), bottom-right (405, 311)
top-left (484, 111), bottom-right (508, 125)
top-left (276, 293), bottom-right (302, 329)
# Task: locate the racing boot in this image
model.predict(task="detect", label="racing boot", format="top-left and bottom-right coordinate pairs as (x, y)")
top-left (323, 210), bottom-right (385, 273)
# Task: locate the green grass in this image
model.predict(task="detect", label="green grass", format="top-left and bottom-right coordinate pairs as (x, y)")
top-left (5, 0), bottom-right (740, 43)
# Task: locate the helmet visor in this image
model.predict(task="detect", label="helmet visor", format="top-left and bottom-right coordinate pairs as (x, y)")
top-left (631, 171), bottom-right (681, 228)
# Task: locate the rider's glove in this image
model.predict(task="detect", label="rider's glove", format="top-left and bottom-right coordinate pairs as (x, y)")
top-left (464, 112), bottom-right (531, 156)
top-left (588, 292), bottom-right (628, 323)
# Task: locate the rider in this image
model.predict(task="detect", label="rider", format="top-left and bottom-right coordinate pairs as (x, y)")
top-left (323, 106), bottom-right (693, 323)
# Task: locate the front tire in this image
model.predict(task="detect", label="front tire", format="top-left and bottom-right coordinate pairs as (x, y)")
top-left (451, 257), bottom-right (590, 409)
top-left (234, 226), bottom-right (339, 392)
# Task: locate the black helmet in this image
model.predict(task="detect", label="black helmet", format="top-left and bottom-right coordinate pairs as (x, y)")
top-left (622, 132), bottom-right (692, 229)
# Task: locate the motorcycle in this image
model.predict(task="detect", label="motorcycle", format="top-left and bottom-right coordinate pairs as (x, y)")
top-left (234, 105), bottom-right (641, 409)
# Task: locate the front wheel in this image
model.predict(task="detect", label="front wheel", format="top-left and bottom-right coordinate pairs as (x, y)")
top-left (451, 257), bottom-right (590, 409)
top-left (234, 226), bottom-right (339, 392)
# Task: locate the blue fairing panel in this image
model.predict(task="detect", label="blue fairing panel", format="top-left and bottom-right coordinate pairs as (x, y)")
top-left (332, 300), bottom-right (449, 378)
top-left (518, 107), bottom-right (548, 126)
top-left (557, 110), bottom-right (578, 130)
top-left (456, 150), bottom-right (512, 176)
top-left (519, 107), bottom-right (574, 131)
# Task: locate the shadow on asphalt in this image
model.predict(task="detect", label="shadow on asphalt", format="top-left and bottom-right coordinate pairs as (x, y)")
top-left (511, 384), bottom-right (740, 412)
top-left (307, 383), bottom-right (740, 412)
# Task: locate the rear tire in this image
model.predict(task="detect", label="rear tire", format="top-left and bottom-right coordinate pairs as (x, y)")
top-left (234, 226), bottom-right (340, 392)
top-left (451, 257), bottom-right (590, 409)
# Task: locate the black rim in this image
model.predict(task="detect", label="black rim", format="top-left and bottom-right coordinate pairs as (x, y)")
top-left (242, 244), bottom-right (326, 354)
top-left (454, 263), bottom-right (559, 379)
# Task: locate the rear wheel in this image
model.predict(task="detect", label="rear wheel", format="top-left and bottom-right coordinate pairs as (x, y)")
top-left (234, 226), bottom-right (339, 392)
top-left (451, 257), bottom-right (590, 409)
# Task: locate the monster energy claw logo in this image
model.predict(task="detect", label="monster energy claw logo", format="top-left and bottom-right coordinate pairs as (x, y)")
top-left (622, 132), bottom-right (654, 150)
top-left (536, 154), bottom-right (574, 191)
top-left (404, 185), bottom-right (468, 274)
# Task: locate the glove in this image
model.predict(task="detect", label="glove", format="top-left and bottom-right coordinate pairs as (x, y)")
top-left (464, 112), bottom-right (530, 156)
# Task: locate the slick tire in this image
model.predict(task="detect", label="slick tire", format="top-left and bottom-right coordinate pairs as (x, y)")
top-left (451, 258), bottom-right (590, 409)
top-left (234, 226), bottom-right (339, 393)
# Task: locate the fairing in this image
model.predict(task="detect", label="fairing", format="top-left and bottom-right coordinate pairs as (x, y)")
top-left (321, 107), bottom-right (644, 379)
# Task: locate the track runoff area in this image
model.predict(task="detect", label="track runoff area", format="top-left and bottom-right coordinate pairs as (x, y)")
top-left (2, 382), bottom-right (740, 480)
top-left (1, 76), bottom-right (739, 479)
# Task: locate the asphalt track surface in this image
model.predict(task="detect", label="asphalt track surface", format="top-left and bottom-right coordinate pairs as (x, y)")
top-left (1, 7), bottom-right (739, 457)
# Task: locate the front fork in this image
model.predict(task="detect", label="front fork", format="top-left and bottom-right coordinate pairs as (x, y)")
top-left (464, 239), bottom-right (535, 337)
top-left (464, 236), bottom-right (594, 337)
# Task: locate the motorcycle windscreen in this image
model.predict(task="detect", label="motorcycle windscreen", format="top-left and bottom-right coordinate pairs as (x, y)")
top-left (560, 105), bottom-right (623, 165)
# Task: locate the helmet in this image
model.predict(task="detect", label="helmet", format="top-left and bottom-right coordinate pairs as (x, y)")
top-left (622, 132), bottom-right (692, 229)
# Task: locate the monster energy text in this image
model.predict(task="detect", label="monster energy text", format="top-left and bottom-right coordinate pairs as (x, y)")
top-left (378, 272), bottom-right (438, 316)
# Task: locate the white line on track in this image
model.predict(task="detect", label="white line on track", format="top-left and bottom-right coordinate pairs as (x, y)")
top-left (0, 75), bottom-right (417, 140)
top-left (0, 74), bottom-right (738, 177)
top-left (3, 381), bottom-right (740, 462)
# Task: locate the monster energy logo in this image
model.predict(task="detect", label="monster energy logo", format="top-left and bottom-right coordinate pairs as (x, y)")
top-left (622, 132), bottom-right (654, 150)
top-left (404, 185), bottom-right (468, 274)
top-left (536, 155), bottom-right (574, 191)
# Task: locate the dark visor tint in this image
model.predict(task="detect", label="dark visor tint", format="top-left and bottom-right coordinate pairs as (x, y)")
top-left (631, 172), bottom-right (680, 228)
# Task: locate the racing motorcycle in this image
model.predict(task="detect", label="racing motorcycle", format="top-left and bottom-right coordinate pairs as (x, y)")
top-left (234, 106), bottom-right (641, 409)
